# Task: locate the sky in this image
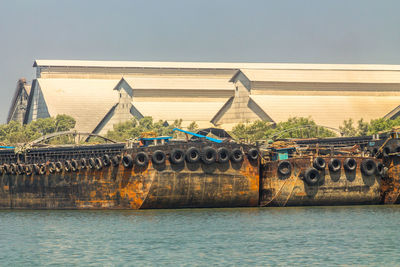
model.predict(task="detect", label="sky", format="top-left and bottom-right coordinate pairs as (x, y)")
top-left (0, 0), bottom-right (400, 123)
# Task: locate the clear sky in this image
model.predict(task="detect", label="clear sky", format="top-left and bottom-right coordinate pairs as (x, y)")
top-left (0, 0), bottom-right (400, 123)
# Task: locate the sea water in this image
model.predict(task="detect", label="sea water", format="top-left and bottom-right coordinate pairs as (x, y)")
top-left (1, 206), bottom-right (400, 266)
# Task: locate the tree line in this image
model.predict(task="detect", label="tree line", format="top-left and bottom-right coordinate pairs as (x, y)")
top-left (0, 115), bottom-right (76, 145)
top-left (230, 117), bottom-right (400, 142)
top-left (0, 115), bottom-right (399, 145)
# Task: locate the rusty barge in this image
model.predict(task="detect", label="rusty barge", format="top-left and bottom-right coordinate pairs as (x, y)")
top-left (1, 128), bottom-right (400, 209)
top-left (260, 141), bottom-right (384, 206)
top-left (0, 129), bottom-right (259, 209)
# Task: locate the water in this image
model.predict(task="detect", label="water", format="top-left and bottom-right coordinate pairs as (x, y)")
top-left (1, 206), bottom-right (400, 266)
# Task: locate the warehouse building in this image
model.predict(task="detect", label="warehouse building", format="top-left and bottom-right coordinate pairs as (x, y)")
top-left (213, 67), bottom-right (400, 129)
top-left (8, 60), bottom-right (400, 134)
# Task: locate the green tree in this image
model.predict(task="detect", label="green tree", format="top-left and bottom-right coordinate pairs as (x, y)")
top-left (55, 114), bottom-right (76, 132)
top-left (0, 114), bottom-right (76, 145)
top-left (339, 117), bottom-right (400, 137)
top-left (187, 121), bottom-right (199, 132)
top-left (106, 119), bottom-right (140, 141)
top-left (368, 117), bottom-right (400, 135)
top-left (231, 120), bottom-right (271, 141)
top-left (106, 117), bottom-right (183, 142)
top-left (268, 117), bottom-right (336, 139)
top-left (230, 117), bottom-right (337, 142)
top-left (339, 118), bottom-right (357, 137)
top-left (230, 123), bottom-right (248, 140)
top-left (357, 118), bottom-right (369, 136)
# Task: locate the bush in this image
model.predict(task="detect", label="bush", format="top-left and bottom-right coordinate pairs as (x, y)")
top-left (339, 117), bottom-right (400, 136)
top-left (230, 117), bottom-right (337, 142)
top-left (106, 117), bottom-right (183, 142)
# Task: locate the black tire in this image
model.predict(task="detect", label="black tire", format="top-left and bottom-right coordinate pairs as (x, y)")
top-left (328, 158), bottom-right (341, 172)
top-left (170, 149), bottom-right (185, 164)
top-left (217, 147), bottom-right (230, 163)
top-left (71, 159), bottom-right (79, 172)
top-left (102, 154), bottom-right (111, 167)
top-left (39, 164), bottom-right (46, 175)
top-left (3, 164), bottom-right (11, 175)
top-left (88, 158), bottom-right (96, 169)
top-left (80, 158), bottom-right (87, 169)
top-left (304, 167), bottom-right (321, 186)
top-left (122, 155), bottom-right (133, 168)
top-left (95, 157), bottom-right (103, 170)
top-left (361, 159), bottom-right (376, 176)
top-left (48, 162), bottom-right (56, 173)
top-left (135, 152), bottom-right (149, 167)
top-left (247, 148), bottom-right (259, 161)
top-left (313, 157), bottom-right (326, 170)
top-left (231, 148), bottom-right (244, 163)
top-left (10, 163), bottom-right (17, 175)
top-left (33, 164), bottom-right (41, 175)
top-left (383, 146), bottom-right (392, 158)
top-left (111, 155), bottom-right (120, 167)
top-left (16, 164), bottom-right (24, 175)
top-left (344, 158), bottom-right (357, 172)
top-left (64, 160), bottom-right (72, 172)
top-left (24, 164), bottom-right (33, 176)
top-left (152, 150), bottom-right (166, 165)
top-left (376, 162), bottom-right (384, 176)
top-left (55, 161), bottom-right (63, 173)
top-left (277, 161), bottom-right (291, 176)
top-left (201, 147), bottom-right (217, 165)
top-left (185, 147), bottom-right (200, 163)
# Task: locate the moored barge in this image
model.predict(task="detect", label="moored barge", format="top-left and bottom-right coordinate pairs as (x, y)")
top-left (2, 128), bottom-right (400, 209)
top-left (0, 129), bottom-right (260, 209)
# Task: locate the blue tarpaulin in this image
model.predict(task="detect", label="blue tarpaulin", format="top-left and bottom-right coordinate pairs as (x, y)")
top-left (172, 128), bottom-right (223, 143)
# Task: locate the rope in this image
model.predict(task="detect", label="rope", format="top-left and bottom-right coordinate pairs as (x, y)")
top-left (263, 171), bottom-right (300, 207)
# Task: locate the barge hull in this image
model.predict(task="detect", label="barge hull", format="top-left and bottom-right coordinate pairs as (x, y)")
top-left (260, 157), bottom-right (381, 207)
top-left (0, 158), bottom-right (259, 209)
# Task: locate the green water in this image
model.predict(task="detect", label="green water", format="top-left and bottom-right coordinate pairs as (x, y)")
top-left (1, 206), bottom-right (400, 266)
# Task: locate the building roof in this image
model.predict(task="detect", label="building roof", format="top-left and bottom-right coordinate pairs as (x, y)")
top-left (7, 78), bottom-right (31, 123)
top-left (231, 69), bottom-right (400, 84)
top-left (33, 59), bottom-right (400, 71)
top-left (132, 98), bottom-right (226, 128)
top-left (122, 77), bottom-right (233, 90)
top-left (37, 78), bottom-right (119, 132)
top-left (250, 95), bottom-right (400, 129)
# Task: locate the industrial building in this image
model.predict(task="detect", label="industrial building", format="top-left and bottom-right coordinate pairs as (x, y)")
top-left (7, 60), bottom-right (400, 134)
top-left (7, 78), bottom-right (31, 124)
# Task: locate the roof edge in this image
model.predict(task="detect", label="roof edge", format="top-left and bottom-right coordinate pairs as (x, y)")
top-left (32, 59), bottom-right (400, 71)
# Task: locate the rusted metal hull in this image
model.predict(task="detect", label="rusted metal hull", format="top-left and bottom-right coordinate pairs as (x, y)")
top-left (381, 157), bottom-right (400, 204)
top-left (367, 137), bottom-right (400, 204)
top-left (260, 156), bottom-right (382, 207)
top-left (0, 144), bottom-right (259, 209)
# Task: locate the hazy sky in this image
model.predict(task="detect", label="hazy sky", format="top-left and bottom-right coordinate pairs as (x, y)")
top-left (0, 0), bottom-right (400, 123)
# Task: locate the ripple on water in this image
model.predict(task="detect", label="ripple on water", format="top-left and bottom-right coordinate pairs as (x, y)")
top-left (1, 206), bottom-right (400, 266)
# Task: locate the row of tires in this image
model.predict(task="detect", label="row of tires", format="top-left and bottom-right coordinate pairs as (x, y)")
top-left (0, 154), bottom-right (121, 175)
top-left (277, 157), bottom-right (384, 186)
top-left (122, 147), bottom-right (259, 168)
top-left (0, 147), bottom-right (259, 175)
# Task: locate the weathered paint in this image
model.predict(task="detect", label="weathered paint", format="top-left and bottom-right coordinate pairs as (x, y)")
top-left (381, 156), bottom-right (400, 204)
top-left (368, 137), bottom-right (400, 204)
top-left (0, 146), bottom-right (259, 209)
top-left (260, 156), bottom-right (382, 207)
